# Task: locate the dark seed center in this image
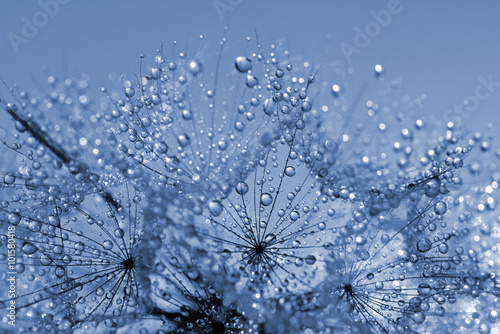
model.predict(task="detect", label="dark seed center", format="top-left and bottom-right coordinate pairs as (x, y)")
top-left (122, 258), bottom-right (135, 270)
top-left (255, 244), bottom-right (265, 254)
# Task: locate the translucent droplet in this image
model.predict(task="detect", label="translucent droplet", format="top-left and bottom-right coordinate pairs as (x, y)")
top-left (417, 238), bottom-right (432, 252)
top-left (55, 266), bottom-right (65, 278)
top-left (235, 57), bottom-right (253, 73)
top-left (236, 181), bottom-right (249, 195)
top-left (290, 211), bottom-right (300, 221)
top-left (114, 229), bottom-right (124, 238)
top-left (264, 233), bottom-right (277, 245)
top-left (188, 60), bottom-right (202, 74)
top-left (182, 109), bottom-right (193, 120)
top-left (3, 174), bottom-right (15, 184)
top-left (417, 283), bottom-right (431, 296)
top-left (208, 200), bottom-right (223, 217)
top-left (125, 87), bottom-right (135, 98)
top-left (103, 240), bottom-right (114, 250)
top-left (434, 201), bottom-right (447, 215)
top-left (177, 134), bottom-right (190, 147)
top-left (284, 166), bottom-right (296, 177)
top-left (8, 213), bottom-right (21, 225)
top-left (246, 75), bottom-right (258, 88)
top-left (260, 193), bottom-right (273, 206)
top-left (22, 242), bottom-right (37, 255)
top-left (305, 255), bottom-right (316, 265)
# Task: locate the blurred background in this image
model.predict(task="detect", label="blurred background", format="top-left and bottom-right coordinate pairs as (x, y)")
top-left (0, 0), bottom-right (499, 131)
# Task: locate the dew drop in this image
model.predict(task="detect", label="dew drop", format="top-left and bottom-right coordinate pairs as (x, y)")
top-left (22, 242), bottom-right (37, 255)
top-left (103, 240), bottom-right (114, 250)
top-left (3, 174), bottom-right (15, 184)
top-left (208, 200), bottom-right (223, 217)
top-left (55, 266), bottom-right (65, 278)
top-left (260, 193), bottom-right (273, 206)
top-left (8, 213), bottom-right (21, 225)
top-left (246, 75), bottom-right (258, 88)
top-left (235, 57), bottom-right (253, 73)
top-left (434, 201), bottom-right (447, 215)
top-left (188, 60), bottom-right (202, 74)
top-left (236, 181), bottom-right (249, 195)
top-left (417, 283), bottom-right (431, 296)
top-left (284, 166), bottom-right (296, 177)
top-left (177, 134), bottom-right (190, 147)
top-left (305, 255), bottom-right (316, 265)
top-left (417, 238), bottom-right (432, 252)
top-left (114, 229), bottom-right (124, 238)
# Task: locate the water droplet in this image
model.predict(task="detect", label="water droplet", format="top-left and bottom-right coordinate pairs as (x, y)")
top-left (125, 87), bottom-right (135, 98)
top-left (178, 134), bottom-right (190, 147)
top-left (188, 60), bottom-right (202, 74)
top-left (434, 201), bottom-right (447, 215)
top-left (103, 240), bottom-right (113, 250)
top-left (235, 57), bottom-right (253, 73)
top-left (22, 242), bottom-right (37, 255)
top-left (236, 181), bottom-right (249, 195)
top-left (55, 266), bottom-right (65, 278)
top-left (48, 215), bottom-right (60, 227)
top-left (417, 238), bottom-right (432, 252)
top-left (246, 75), bottom-right (258, 88)
top-left (8, 213), bottom-right (21, 225)
top-left (114, 229), bottom-right (124, 238)
top-left (182, 109), bottom-right (193, 120)
top-left (209, 200), bottom-right (223, 216)
top-left (417, 283), bottom-right (431, 296)
top-left (264, 234), bottom-right (277, 245)
top-left (3, 174), bottom-right (15, 184)
top-left (284, 166), bottom-right (296, 177)
top-left (260, 193), bottom-right (273, 206)
top-left (375, 282), bottom-right (384, 290)
top-left (305, 255), bottom-right (316, 265)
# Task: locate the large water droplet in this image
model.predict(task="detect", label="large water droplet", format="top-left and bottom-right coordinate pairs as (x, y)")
top-left (22, 242), bottom-right (37, 255)
top-left (103, 240), bottom-right (114, 250)
top-left (3, 174), bottom-right (15, 184)
top-left (235, 57), bottom-right (253, 73)
top-left (260, 193), bottom-right (273, 206)
top-left (417, 238), bottom-right (432, 252)
top-left (55, 266), bottom-right (65, 278)
top-left (434, 201), bottom-right (447, 215)
top-left (188, 60), bottom-right (203, 74)
top-left (208, 200), bottom-right (223, 217)
top-left (246, 75), bottom-right (258, 88)
top-left (417, 283), bottom-right (431, 296)
top-left (236, 181), bottom-right (249, 195)
top-left (178, 134), bottom-right (190, 147)
top-left (284, 166), bottom-right (296, 177)
top-left (8, 213), bottom-right (21, 225)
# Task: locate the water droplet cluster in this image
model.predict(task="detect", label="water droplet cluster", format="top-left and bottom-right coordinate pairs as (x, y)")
top-left (0, 35), bottom-right (498, 334)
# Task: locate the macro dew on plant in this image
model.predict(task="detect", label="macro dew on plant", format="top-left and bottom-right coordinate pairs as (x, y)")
top-left (0, 30), bottom-right (499, 334)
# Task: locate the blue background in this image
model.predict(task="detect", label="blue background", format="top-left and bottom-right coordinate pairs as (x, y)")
top-left (0, 0), bottom-right (499, 130)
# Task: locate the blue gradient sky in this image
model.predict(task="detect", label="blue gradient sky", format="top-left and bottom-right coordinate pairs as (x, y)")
top-left (1, 0), bottom-right (499, 130)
